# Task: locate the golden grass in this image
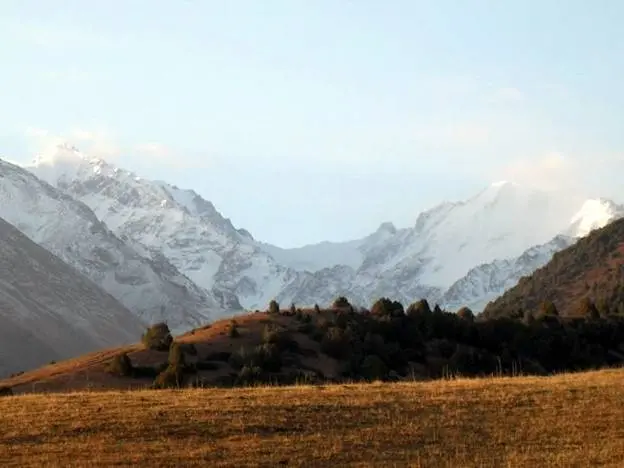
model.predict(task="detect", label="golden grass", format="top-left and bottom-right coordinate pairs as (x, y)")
top-left (1, 369), bottom-right (624, 467)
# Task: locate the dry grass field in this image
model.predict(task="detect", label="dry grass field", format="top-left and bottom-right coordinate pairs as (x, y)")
top-left (1, 369), bottom-right (623, 467)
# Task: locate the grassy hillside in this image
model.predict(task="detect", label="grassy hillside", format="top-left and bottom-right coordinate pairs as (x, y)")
top-left (0, 310), bottom-right (345, 394)
top-left (3, 298), bottom-right (624, 394)
top-left (1, 369), bottom-right (623, 467)
top-left (484, 217), bottom-right (624, 319)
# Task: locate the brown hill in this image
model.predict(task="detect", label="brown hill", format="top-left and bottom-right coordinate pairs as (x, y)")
top-left (0, 309), bottom-right (351, 394)
top-left (3, 294), bottom-right (624, 395)
top-left (483, 217), bottom-right (624, 319)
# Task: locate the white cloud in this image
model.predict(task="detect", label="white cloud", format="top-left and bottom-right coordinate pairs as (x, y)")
top-left (497, 152), bottom-right (575, 191)
top-left (495, 152), bottom-right (624, 200)
top-left (22, 126), bottom-right (215, 170)
top-left (24, 126), bottom-right (122, 161)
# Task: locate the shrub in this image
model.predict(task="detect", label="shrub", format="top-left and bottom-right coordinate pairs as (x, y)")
top-left (255, 343), bottom-right (282, 372)
top-left (154, 362), bottom-right (169, 374)
top-left (314, 304), bottom-right (321, 313)
top-left (132, 365), bottom-right (160, 379)
top-left (0, 386), bottom-right (13, 397)
top-left (262, 324), bottom-right (284, 345)
top-left (321, 326), bottom-right (351, 358)
top-left (237, 365), bottom-right (264, 385)
top-left (268, 300), bottom-right (280, 315)
top-left (406, 299), bottom-right (432, 317)
top-left (228, 323), bottom-right (241, 338)
top-left (297, 322), bottom-right (316, 334)
top-left (204, 351), bottom-right (231, 362)
top-left (181, 343), bottom-right (198, 356)
top-left (332, 296), bottom-right (351, 309)
top-left (153, 365), bottom-right (184, 389)
top-left (371, 298), bottom-right (404, 318)
top-left (106, 353), bottom-right (133, 377)
top-left (228, 346), bottom-right (254, 370)
top-left (195, 361), bottom-right (220, 371)
top-left (360, 355), bottom-right (388, 381)
top-left (168, 343), bottom-right (186, 368)
top-left (456, 306), bottom-right (475, 322)
top-left (142, 323), bottom-right (173, 351)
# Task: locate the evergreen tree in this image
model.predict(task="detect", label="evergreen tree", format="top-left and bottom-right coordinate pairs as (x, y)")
top-left (268, 300), bottom-right (280, 315)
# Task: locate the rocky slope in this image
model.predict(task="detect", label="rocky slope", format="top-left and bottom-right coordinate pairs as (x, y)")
top-left (0, 157), bottom-right (229, 331)
top-left (0, 216), bottom-right (144, 377)
top-left (440, 235), bottom-right (576, 311)
top-left (482, 216), bottom-right (624, 318)
top-left (439, 199), bottom-right (624, 311)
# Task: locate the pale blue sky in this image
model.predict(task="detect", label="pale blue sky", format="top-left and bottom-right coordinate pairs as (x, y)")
top-left (1, 1), bottom-right (623, 247)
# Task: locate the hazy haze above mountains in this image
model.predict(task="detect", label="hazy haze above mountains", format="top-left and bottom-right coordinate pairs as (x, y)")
top-left (2, 2), bottom-right (624, 247)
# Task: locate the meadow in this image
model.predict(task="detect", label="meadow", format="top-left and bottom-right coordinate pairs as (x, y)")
top-left (1, 369), bottom-right (623, 467)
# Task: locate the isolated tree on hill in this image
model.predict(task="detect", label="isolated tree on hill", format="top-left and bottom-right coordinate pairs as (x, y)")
top-left (332, 296), bottom-right (351, 309)
top-left (268, 300), bottom-right (280, 315)
top-left (142, 322), bottom-right (173, 351)
top-left (106, 353), bottom-right (133, 377)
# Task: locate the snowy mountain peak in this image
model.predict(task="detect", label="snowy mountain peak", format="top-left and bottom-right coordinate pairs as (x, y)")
top-left (568, 198), bottom-right (624, 237)
top-left (473, 180), bottom-right (538, 206)
top-left (0, 157), bottom-right (229, 330)
top-left (375, 222), bottom-right (397, 235)
top-left (30, 142), bottom-right (125, 188)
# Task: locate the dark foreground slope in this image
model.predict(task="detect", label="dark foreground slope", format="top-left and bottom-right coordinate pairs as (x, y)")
top-left (483, 217), bottom-right (624, 319)
top-left (1, 369), bottom-right (623, 467)
top-left (0, 217), bottom-right (144, 377)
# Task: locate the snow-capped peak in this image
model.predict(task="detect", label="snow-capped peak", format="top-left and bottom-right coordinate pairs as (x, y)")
top-left (30, 142), bottom-right (90, 184)
top-left (568, 198), bottom-right (624, 237)
top-left (375, 221), bottom-right (398, 236)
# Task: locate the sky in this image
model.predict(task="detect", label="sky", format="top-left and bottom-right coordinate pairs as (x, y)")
top-left (1, 1), bottom-right (623, 247)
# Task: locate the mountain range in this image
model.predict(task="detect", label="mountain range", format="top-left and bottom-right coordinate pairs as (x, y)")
top-left (0, 156), bottom-right (235, 332)
top-left (1, 143), bottom-right (622, 334)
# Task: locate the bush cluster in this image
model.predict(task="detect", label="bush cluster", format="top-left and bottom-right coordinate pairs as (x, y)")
top-left (142, 323), bottom-right (173, 351)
